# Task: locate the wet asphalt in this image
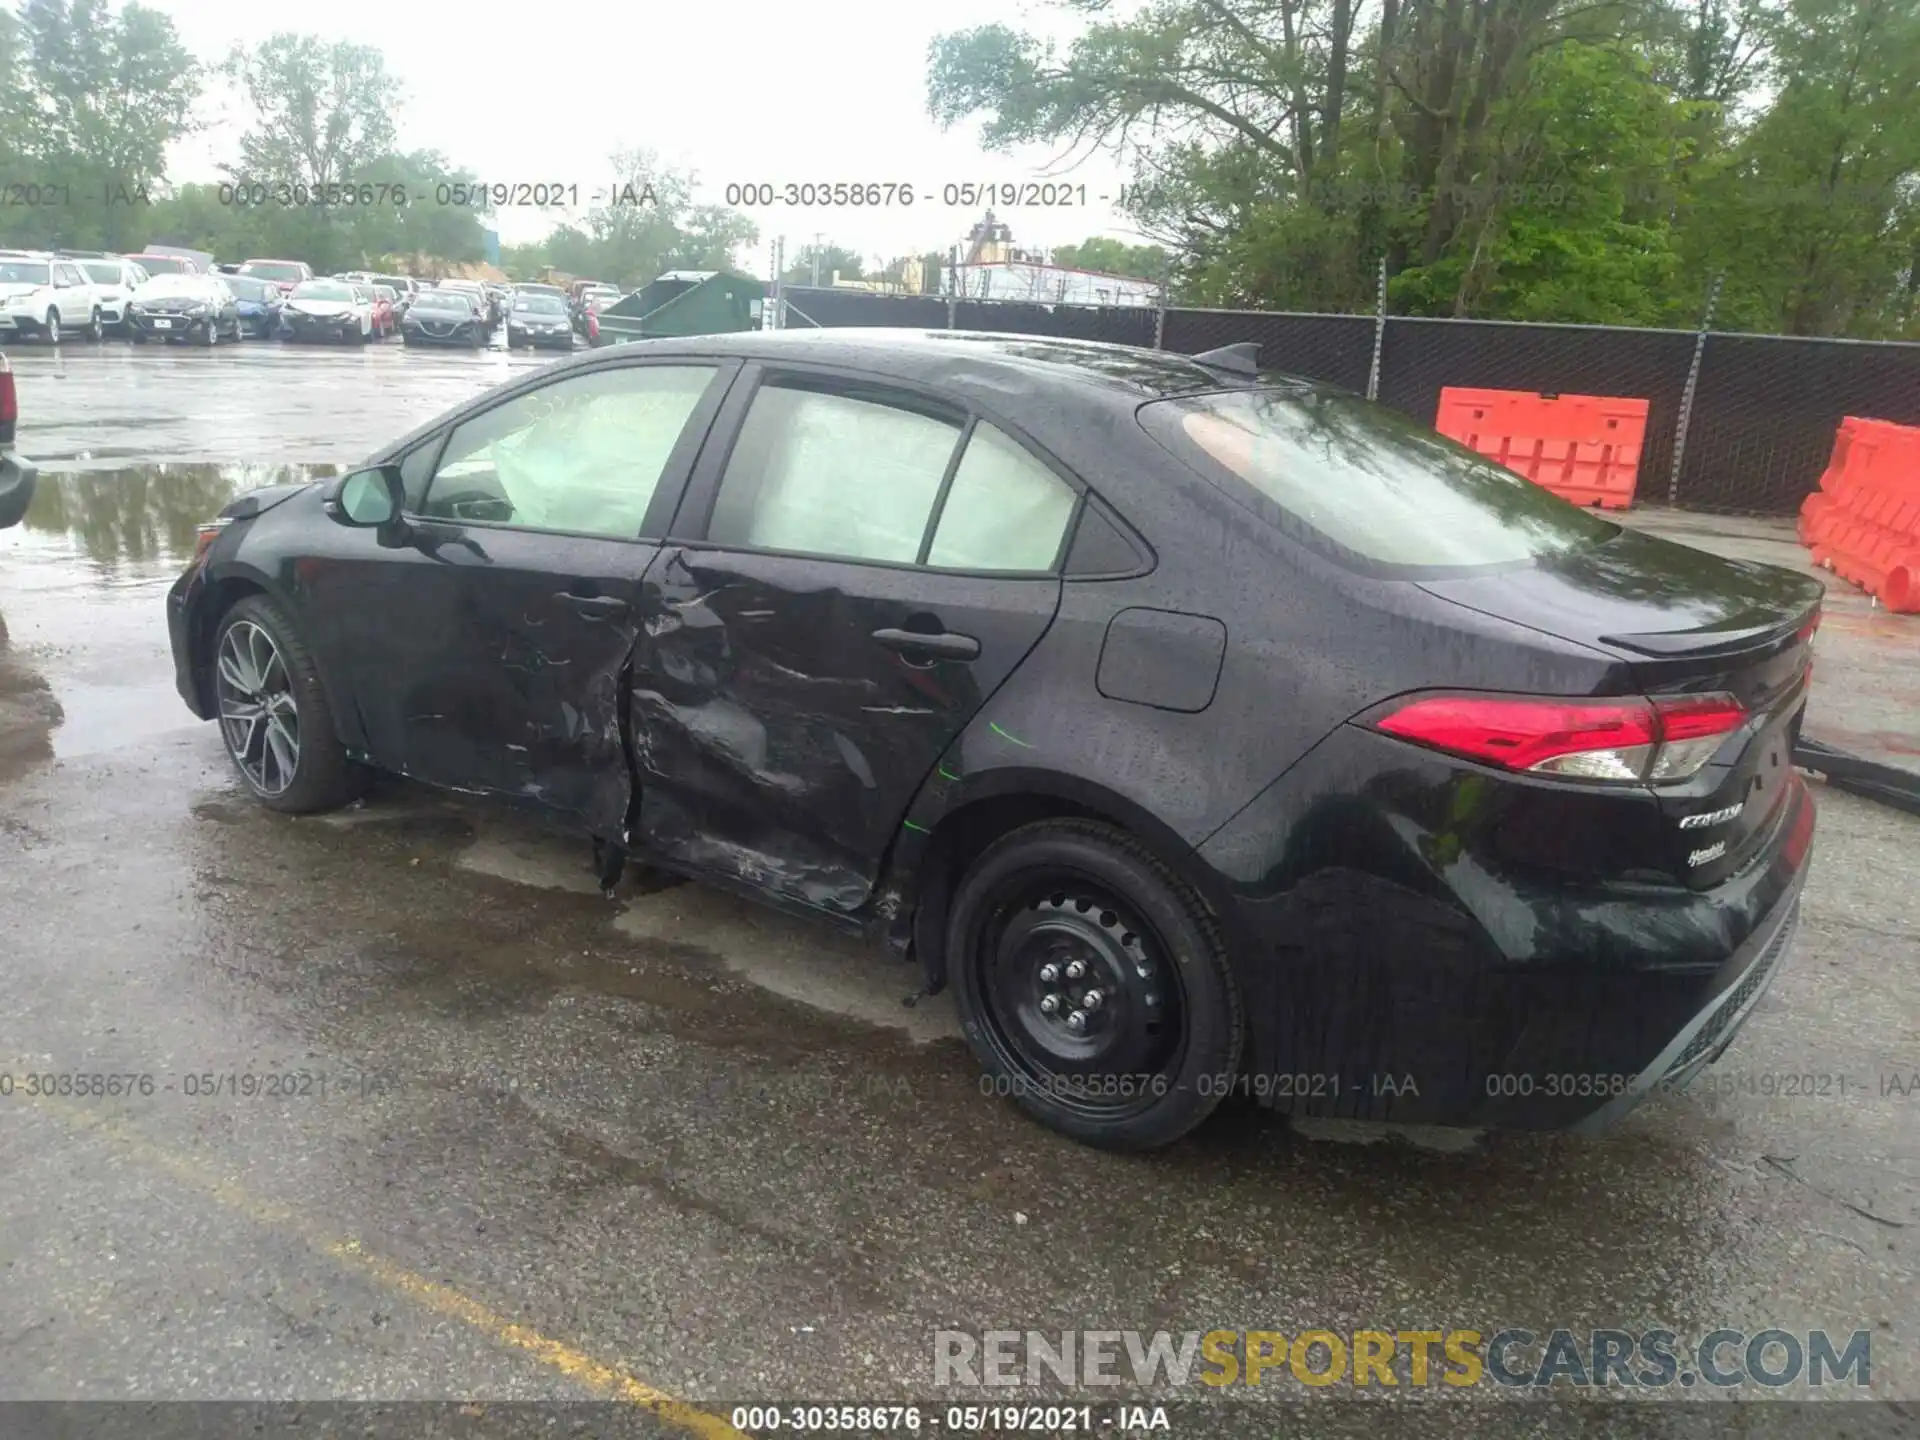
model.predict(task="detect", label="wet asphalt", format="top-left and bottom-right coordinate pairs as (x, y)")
top-left (0, 339), bottom-right (1917, 1430)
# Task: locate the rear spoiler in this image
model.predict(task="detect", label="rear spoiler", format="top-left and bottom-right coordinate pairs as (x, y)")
top-left (1601, 600), bottom-right (1821, 659)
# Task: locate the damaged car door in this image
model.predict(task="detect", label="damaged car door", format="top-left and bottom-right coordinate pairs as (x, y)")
top-left (383, 360), bottom-right (734, 833)
top-left (632, 368), bottom-right (1080, 913)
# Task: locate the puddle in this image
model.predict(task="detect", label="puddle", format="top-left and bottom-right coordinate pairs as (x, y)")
top-left (0, 463), bottom-right (339, 763)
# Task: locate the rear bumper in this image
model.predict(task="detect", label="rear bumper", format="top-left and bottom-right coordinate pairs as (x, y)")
top-left (1196, 726), bottom-right (1816, 1130)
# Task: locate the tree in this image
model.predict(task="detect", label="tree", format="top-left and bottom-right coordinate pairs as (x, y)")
top-left (1049, 236), bottom-right (1170, 279)
top-left (783, 242), bottom-right (865, 286)
top-left (0, 0), bottom-right (199, 250)
top-left (223, 35), bottom-right (399, 187)
top-left (501, 152), bottom-right (758, 286)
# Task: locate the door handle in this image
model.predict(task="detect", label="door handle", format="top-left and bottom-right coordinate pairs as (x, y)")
top-left (556, 592), bottom-right (630, 619)
top-left (871, 627), bottom-right (980, 661)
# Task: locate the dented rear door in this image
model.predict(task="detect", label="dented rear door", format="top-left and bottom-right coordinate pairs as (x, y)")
top-left (628, 367), bottom-right (1077, 914)
top-left (632, 547), bottom-right (1061, 912)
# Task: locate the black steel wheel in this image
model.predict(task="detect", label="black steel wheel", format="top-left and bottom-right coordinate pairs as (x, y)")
top-left (949, 819), bottom-right (1243, 1150)
top-left (211, 595), bottom-right (363, 813)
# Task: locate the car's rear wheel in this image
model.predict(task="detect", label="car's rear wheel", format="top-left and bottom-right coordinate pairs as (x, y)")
top-left (948, 819), bottom-right (1243, 1150)
top-left (86, 309), bottom-right (103, 341)
top-left (212, 596), bottom-right (363, 814)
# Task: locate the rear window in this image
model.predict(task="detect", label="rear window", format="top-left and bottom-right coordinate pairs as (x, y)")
top-left (135, 255), bottom-right (188, 274)
top-left (242, 261), bottom-right (307, 282)
top-left (1140, 386), bottom-right (1618, 573)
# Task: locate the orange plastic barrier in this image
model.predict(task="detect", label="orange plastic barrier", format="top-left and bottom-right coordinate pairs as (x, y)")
top-left (1798, 416), bottom-right (1920, 613)
top-left (1435, 388), bottom-right (1650, 509)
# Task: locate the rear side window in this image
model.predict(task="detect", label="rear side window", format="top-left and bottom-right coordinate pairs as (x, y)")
top-left (926, 423), bottom-right (1077, 570)
top-left (1140, 387), bottom-right (1618, 573)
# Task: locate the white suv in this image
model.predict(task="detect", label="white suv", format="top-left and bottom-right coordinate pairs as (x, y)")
top-left (0, 253), bottom-right (107, 342)
top-left (72, 256), bottom-right (150, 334)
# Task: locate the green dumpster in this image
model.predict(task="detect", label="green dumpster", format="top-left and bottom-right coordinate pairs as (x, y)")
top-left (592, 270), bottom-right (763, 345)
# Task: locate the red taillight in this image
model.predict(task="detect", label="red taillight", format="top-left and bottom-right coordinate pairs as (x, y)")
top-left (192, 519), bottom-right (229, 565)
top-left (1373, 692), bottom-right (1747, 784)
top-left (0, 366), bottom-right (15, 428)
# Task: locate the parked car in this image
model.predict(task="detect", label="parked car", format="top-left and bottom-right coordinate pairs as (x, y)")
top-left (438, 279), bottom-right (500, 327)
top-left (162, 330), bottom-right (1823, 1150)
top-left (0, 353), bottom-right (33, 530)
top-left (0, 253), bottom-right (107, 342)
top-left (238, 258), bottom-right (314, 296)
top-left (226, 275), bottom-right (286, 338)
top-left (505, 292), bottom-right (574, 351)
top-left (280, 279), bottom-right (375, 343)
top-left (374, 275), bottom-right (419, 316)
top-left (400, 288), bottom-right (489, 347)
top-left (75, 256), bottom-right (151, 335)
top-left (127, 253), bottom-right (203, 277)
top-left (572, 285), bottom-right (623, 334)
top-left (125, 272), bottom-right (242, 345)
top-left (369, 284), bottom-right (400, 338)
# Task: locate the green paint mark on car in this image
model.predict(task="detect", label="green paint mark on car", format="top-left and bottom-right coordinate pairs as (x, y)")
top-left (903, 819), bottom-right (930, 834)
top-left (989, 722), bottom-right (1034, 749)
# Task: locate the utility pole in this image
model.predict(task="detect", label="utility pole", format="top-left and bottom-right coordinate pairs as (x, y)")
top-left (811, 232), bottom-right (822, 289)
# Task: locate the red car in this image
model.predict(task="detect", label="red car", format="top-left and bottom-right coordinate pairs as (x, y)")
top-left (237, 258), bottom-right (313, 296)
top-left (367, 284), bottom-right (398, 338)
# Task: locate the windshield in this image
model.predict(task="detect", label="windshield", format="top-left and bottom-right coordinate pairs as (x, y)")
top-left (1140, 386), bottom-right (1619, 574)
top-left (242, 261), bottom-right (307, 282)
top-left (0, 261), bottom-right (51, 285)
top-left (292, 280), bottom-right (354, 301)
top-left (82, 262), bottom-right (124, 284)
top-left (133, 255), bottom-right (189, 275)
top-left (415, 293), bottom-right (470, 311)
top-left (135, 273), bottom-right (209, 298)
top-left (227, 277), bottom-right (274, 301)
top-left (514, 295), bottom-right (565, 315)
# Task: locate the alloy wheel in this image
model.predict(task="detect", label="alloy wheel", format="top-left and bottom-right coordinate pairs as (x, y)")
top-left (216, 620), bottom-right (300, 796)
top-left (978, 881), bottom-right (1187, 1117)
top-left (44, 311), bottom-right (60, 345)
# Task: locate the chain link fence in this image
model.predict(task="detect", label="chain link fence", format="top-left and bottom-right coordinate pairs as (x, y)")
top-left (771, 285), bottom-right (1920, 517)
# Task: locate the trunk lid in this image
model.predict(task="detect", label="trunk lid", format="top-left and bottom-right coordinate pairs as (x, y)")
top-left (1420, 526), bottom-right (1823, 888)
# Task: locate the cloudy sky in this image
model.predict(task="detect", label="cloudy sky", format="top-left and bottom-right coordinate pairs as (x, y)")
top-left (149, 0), bottom-right (1152, 275)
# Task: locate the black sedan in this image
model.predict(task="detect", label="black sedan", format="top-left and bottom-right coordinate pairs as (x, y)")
top-left (126, 274), bottom-right (243, 345)
top-left (505, 292), bottom-right (574, 351)
top-left (164, 330), bottom-right (1821, 1150)
top-left (401, 290), bottom-right (489, 348)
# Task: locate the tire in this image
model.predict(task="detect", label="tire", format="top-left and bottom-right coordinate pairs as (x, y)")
top-left (507, 329), bottom-right (523, 348)
top-left (201, 318), bottom-right (217, 346)
top-left (228, 316), bottom-right (243, 341)
top-left (86, 308), bottom-right (104, 341)
top-left (43, 310), bottom-right (60, 345)
top-left (131, 329), bottom-right (148, 344)
top-left (949, 819), bottom-right (1244, 1150)
top-left (210, 595), bottom-right (364, 814)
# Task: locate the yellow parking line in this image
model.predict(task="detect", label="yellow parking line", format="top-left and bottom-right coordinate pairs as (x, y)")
top-left (36, 1098), bottom-right (747, 1439)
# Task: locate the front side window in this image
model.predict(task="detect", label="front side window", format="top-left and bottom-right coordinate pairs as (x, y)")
top-left (421, 365), bottom-right (717, 537)
top-left (706, 383), bottom-right (962, 564)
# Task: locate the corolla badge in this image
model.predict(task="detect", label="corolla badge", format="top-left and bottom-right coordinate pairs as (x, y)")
top-left (1679, 799), bottom-right (1747, 830)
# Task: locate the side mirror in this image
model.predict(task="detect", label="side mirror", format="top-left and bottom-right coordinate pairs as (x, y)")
top-left (327, 465), bottom-right (406, 531)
